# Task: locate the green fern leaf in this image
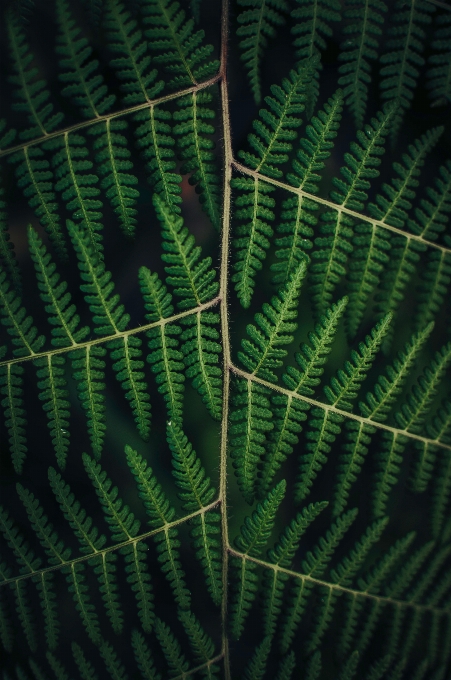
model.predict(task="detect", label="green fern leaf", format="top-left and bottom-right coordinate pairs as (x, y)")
top-left (262, 501), bottom-right (327, 636)
top-left (0, 179), bottom-right (21, 294)
top-left (333, 420), bottom-right (376, 516)
top-left (72, 642), bottom-right (100, 680)
top-left (311, 104), bottom-right (393, 316)
top-left (166, 422), bottom-right (222, 604)
top-left (427, 12), bottom-right (451, 107)
top-left (104, 0), bottom-right (164, 105)
top-left (134, 106), bottom-right (182, 213)
top-left (47, 466), bottom-right (123, 633)
top-left (272, 91), bottom-right (343, 284)
top-left (0, 363), bottom-right (27, 473)
top-left (154, 193), bottom-right (219, 308)
top-left (139, 267), bottom-right (185, 422)
top-left (99, 639), bottom-right (129, 680)
top-left (231, 176), bottom-right (276, 308)
top-left (9, 148), bottom-right (67, 259)
top-left (430, 403), bottom-right (451, 538)
top-left (280, 508), bottom-right (357, 653)
top-left (88, 119), bottom-right (140, 239)
top-left (125, 444), bottom-right (191, 610)
top-left (7, 10), bottom-right (64, 139)
top-left (407, 160), bottom-right (451, 242)
top-left (131, 629), bottom-right (162, 680)
top-left (46, 652), bottom-right (71, 680)
top-left (275, 651), bottom-right (296, 680)
top-left (323, 312), bottom-right (391, 410)
top-left (155, 616), bottom-right (189, 677)
top-left (34, 355), bottom-right (71, 469)
top-left (28, 226), bottom-right (89, 346)
top-left (142, 0), bottom-right (219, 89)
top-left (178, 609), bottom-right (219, 678)
top-left (56, 0), bottom-right (116, 118)
top-left (68, 219), bottom-right (129, 335)
top-left (173, 90), bottom-right (221, 229)
top-left (291, 0), bottom-right (341, 115)
top-left (242, 634), bottom-right (272, 680)
top-left (230, 480), bottom-right (286, 639)
top-left (338, 0), bottom-right (387, 128)
top-left (0, 118), bottom-right (16, 150)
top-left (0, 266), bottom-right (46, 357)
top-left (16, 483), bottom-right (101, 644)
top-left (47, 133), bottom-right (104, 259)
top-left (338, 651), bottom-right (360, 680)
top-left (230, 378), bottom-right (274, 504)
top-left (379, 0), bottom-right (435, 141)
top-left (83, 453), bottom-right (154, 632)
top-left (359, 321), bottom-right (434, 422)
top-left (236, 0), bottom-right (289, 104)
top-left (238, 260), bottom-right (306, 382)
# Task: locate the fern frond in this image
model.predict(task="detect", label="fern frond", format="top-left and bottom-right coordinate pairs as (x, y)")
top-left (105, 0), bottom-right (164, 105)
top-left (0, 266), bottom-right (46, 357)
top-left (180, 310), bottom-right (222, 420)
top-left (131, 629), bottom-right (162, 680)
top-left (139, 267), bottom-right (184, 422)
top-left (83, 454), bottom-right (154, 631)
top-left (230, 378), bottom-right (273, 503)
top-left (134, 106), bottom-right (182, 213)
top-left (28, 226), bottom-right (89, 347)
top-left (258, 393), bottom-right (310, 497)
top-left (231, 176), bottom-right (275, 308)
top-left (414, 258), bottom-right (451, 331)
top-left (236, 0), bottom-right (289, 104)
top-left (16, 483), bottom-right (101, 644)
top-left (48, 466), bottom-right (123, 632)
top-left (10, 148), bottom-right (66, 259)
top-left (69, 345), bottom-right (107, 459)
top-left (407, 160), bottom-right (451, 242)
top-left (430, 410), bottom-right (451, 538)
top-left (173, 90), bottom-right (221, 229)
top-left (154, 193), bottom-right (219, 308)
top-left (338, 0), bottom-right (387, 128)
top-left (360, 321), bottom-right (434, 422)
top-left (47, 133), bottom-right (104, 259)
top-left (427, 12), bottom-right (451, 107)
top-left (0, 363), bottom-right (27, 473)
top-left (238, 260), bottom-right (306, 382)
top-left (0, 118), bottom-right (16, 150)
top-left (166, 422), bottom-right (222, 604)
top-left (238, 62), bottom-right (312, 178)
top-left (280, 508), bottom-right (357, 653)
top-left (294, 407), bottom-right (344, 502)
top-left (155, 617), bottom-right (189, 677)
top-left (274, 651), bottom-right (296, 680)
top-left (88, 119), bottom-right (140, 239)
top-left (142, 0), bottom-right (219, 89)
top-left (0, 505), bottom-right (59, 650)
top-left (230, 480), bottom-right (286, 639)
top-left (262, 501), bottom-right (327, 636)
top-left (345, 223), bottom-right (390, 338)
top-left (99, 639), bottom-right (128, 680)
top-left (324, 312), bottom-right (391, 410)
top-left (242, 635), bottom-right (272, 680)
top-left (379, 0), bottom-right (435, 141)
top-left (372, 431), bottom-right (409, 518)
top-left (68, 219), bottom-right (129, 335)
top-left (178, 609), bottom-right (218, 677)
top-left (338, 651), bottom-right (360, 680)
top-left (272, 92), bottom-right (343, 284)
top-left (46, 651), bottom-right (71, 680)
top-left (330, 517), bottom-right (388, 586)
top-left (395, 342), bottom-right (451, 434)
top-left (34, 355), bottom-right (70, 469)
top-left (358, 530), bottom-right (416, 594)
top-left (7, 10), bottom-right (64, 139)
top-left (333, 420), bottom-right (376, 515)
top-left (125, 444), bottom-right (190, 610)
top-left (365, 655), bottom-right (392, 680)
top-left (311, 104), bottom-right (393, 316)
top-left (56, 0), bottom-right (116, 118)
top-left (107, 335), bottom-right (151, 441)
top-left (72, 642), bottom-right (100, 680)
top-left (0, 179), bottom-right (21, 294)
top-left (291, 0), bottom-right (341, 115)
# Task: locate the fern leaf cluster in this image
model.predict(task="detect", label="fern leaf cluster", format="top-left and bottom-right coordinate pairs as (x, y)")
top-left (1, 0), bottom-right (451, 678)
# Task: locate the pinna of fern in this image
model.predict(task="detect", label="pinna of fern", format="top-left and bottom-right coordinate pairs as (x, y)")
top-left (233, 61), bottom-right (313, 307)
top-left (427, 10), bottom-right (451, 108)
top-left (272, 90), bottom-right (343, 286)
